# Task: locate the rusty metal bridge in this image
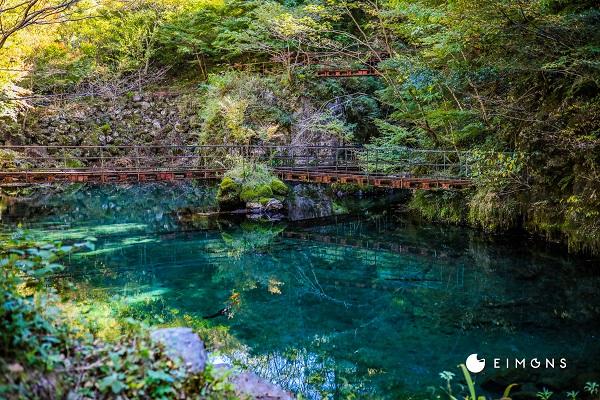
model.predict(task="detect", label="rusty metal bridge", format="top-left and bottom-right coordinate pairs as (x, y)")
top-left (0, 145), bottom-right (473, 190)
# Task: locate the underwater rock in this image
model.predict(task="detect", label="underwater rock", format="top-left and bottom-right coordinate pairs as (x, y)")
top-left (211, 355), bottom-right (294, 399)
top-left (286, 184), bottom-right (333, 221)
top-left (150, 327), bottom-right (207, 373)
top-left (481, 369), bottom-right (540, 393)
top-left (231, 371), bottom-right (294, 400)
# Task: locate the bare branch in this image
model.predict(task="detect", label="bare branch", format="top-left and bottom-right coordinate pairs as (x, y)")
top-left (0, 0), bottom-right (81, 50)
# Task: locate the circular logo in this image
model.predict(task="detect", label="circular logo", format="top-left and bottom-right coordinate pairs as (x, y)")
top-left (466, 353), bottom-right (486, 373)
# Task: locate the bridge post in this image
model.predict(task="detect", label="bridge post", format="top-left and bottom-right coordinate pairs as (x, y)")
top-left (443, 153), bottom-right (447, 177)
top-left (365, 148), bottom-right (369, 182)
top-left (135, 146), bottom-right (140, 181)
top-left (100, 147), bottom-right (104, 172)
top-left (335, 150), bottom-right (338, 173)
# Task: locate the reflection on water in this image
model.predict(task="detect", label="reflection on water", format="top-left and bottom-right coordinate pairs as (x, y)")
top-left (2, 184), bottom-right (600, 399)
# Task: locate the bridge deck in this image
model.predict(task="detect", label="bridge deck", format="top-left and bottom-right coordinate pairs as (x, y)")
top-left (0, 145), bottom-right (473, 190)
top-left (0, 168), bottom-right (470, 189)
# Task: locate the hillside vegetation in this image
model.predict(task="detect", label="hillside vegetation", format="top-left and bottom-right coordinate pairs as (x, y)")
top-left (1, 0), bottom-right (599, 252)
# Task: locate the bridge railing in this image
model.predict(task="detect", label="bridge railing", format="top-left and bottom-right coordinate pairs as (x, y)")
top-left (0, 145), bottom-right (473, 179)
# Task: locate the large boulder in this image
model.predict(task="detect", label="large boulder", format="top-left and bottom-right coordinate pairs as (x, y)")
top-left (285, 184), bottom-right (333, 221)
top-left (211, 359), bottom-right (294, 400)
top-left (150, 328), bottom-right (207, 373)
top-left (231, 371), bottom-right (294, 400)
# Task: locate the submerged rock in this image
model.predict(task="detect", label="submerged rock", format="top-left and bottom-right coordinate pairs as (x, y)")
top-left (150, 328), bottom-right (207, 373)
top-left (231, 371), bottom-right (294, 400)
top-left (286, 184), bottom-right (333, 221)
top-left (211, 359), bottom-right (294, 400)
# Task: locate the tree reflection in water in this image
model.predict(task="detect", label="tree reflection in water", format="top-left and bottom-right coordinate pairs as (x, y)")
top-left (2, 185), bottom-right (599, 399)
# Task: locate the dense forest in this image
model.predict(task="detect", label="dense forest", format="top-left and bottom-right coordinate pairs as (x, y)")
top-left (1, 0), bottom-right (599, 252)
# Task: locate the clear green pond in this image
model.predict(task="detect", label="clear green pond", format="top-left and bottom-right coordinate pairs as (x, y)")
top-left (1, 183), bottom-right (599, 399)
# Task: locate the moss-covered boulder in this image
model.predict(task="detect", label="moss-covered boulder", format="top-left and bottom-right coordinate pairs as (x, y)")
top-left (270, 179), bottom-right (288, 196)
top-left (217, 162), bottom-right (289, 212)
top-left (240, 184), bottom-right (273, 202)
top-left (217, 176), bottom-right (243, 210)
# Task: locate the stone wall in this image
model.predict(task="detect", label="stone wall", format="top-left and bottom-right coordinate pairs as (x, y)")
top-left (2, 90), bottom-right (202, 146)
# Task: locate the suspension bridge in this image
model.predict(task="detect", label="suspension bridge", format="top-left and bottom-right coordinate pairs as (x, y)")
top-left (0, 145), bottom-right (473, 190)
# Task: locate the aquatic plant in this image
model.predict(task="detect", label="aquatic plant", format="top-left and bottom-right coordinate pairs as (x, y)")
top-left (566, 390), bottom-right (579, 400)
top-left (442, 364), bottom-right (518, 400)
top-left (439, 370), bottom-right (455, 397)
top-left (585, 382), bottom-right (599, 398)
top-left (458, 363), bottom-right (481, 400)
top-left (536, 388), bottom-right (553, 400)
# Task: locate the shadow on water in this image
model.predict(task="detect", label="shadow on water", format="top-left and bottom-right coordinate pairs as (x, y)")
top-left (1, 183), bottom-right (600, 399)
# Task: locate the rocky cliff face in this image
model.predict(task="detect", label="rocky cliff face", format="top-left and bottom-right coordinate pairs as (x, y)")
top-left (2, 90), bottom-right (202, 146)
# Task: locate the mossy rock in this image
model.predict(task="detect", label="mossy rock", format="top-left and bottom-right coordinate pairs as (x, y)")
top-left (219, 176), bottom-right (240, 195)
top-left (270, 179), bottom-right (288, 196)
top-left (217, 176), bottom-right (243, 210)
top-left (240, 184), bottom-right (273, 202)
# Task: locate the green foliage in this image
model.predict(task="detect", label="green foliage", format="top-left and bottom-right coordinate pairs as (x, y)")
top-left (217, 176), bottom-right (242, 209)
top-left (469, 151), bottom-right (527, 191)
top-left (378, 0), bottom-right (600, 252)
top-left (0, 233), bottom-right (92, 370)
top-left (0, 149), bottom-right (26, 169)
top-left (217, 159), bottom-right (288, 207)
top-left (468, 189), bottom-right (522, 232)
top-left (566, 390), bottom-right (579, 400)
top-left (0, 233), bottom-right (238, 398)
top-left (585, 382), bottom-right (599, 397)
top-left (198, 71), bottom-right (294, 145)
top-left (3, 0), bottom-right (600, 252)
top-left (409, 190), bottom-right (468, 225)
top-left (220, 220), bottom-right (285, 258)
top-left (537, 388), bottom-right (554, 400)
top-left (433, 364), bottom-right (518, 400)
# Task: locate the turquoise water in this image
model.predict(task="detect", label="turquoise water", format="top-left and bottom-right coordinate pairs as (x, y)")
top-left (2, 184), bottom-right (599, 399)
